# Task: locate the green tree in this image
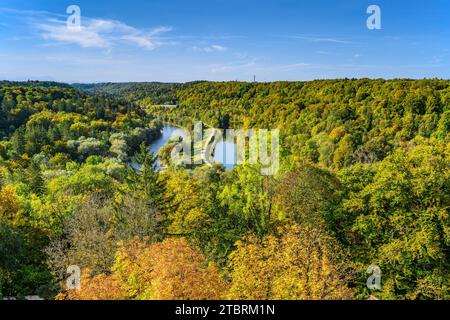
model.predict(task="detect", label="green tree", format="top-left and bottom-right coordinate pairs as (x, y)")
top-left (128, 144), bottom-right (169, 211)
top-left (119, 144), bottom-right (171, 240)
top-left (219, 165), bottom-right (277, 237)
top-left (340, 139), bottom-right (450, 299)
top-left (28, 160), bottom-right (46, 196)
top-left (11, 128), bottom-right (26, 156)
top-left (0, 222), bottom-right (24, 297)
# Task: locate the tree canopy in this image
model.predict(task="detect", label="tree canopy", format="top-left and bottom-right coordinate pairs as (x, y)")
top-left (1, 79), bottom-right (449, 300)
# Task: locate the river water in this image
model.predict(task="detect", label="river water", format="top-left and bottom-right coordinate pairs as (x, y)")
top-left (150, 124), bottom-right (236, 170)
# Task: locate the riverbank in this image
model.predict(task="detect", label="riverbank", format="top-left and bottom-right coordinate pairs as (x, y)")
top-left (149, 123), bottom-right (237, 171)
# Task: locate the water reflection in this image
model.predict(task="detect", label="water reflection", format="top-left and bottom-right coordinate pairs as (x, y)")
top-left (149, 124), bottom-right (237, 170)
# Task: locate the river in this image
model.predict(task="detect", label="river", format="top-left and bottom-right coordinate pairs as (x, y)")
top-left (150, 124), bottom-right (236, 170)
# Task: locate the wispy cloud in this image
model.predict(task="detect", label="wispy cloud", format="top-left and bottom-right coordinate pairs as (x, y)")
top-left (287, 35), bottom-right (356, 44)
top-left (210, 59), bottom-right (256, 73)
top-left (1, 8), bottom-right (173, 50)
top-left (36, 19), bottom-right (108, 48)
top-left (192, 44), bottom-right (227, 53)
top-left (277, 63), bottom-right (311, 71)
top-left (208, 58), bottom-right (312, 74)
top-left (35, 17), bottom-right (172, 50)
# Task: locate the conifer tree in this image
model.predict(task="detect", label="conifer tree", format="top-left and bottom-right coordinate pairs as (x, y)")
top-left (116, 144), bottom-right (172, 239)
top-left (28, 160), bottom-right (46, 196)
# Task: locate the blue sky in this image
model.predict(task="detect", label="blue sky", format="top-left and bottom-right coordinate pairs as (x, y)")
top-left (0, 0), bottom-right (449, 82)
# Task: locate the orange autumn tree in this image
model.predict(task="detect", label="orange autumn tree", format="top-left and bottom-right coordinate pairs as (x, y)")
top-left (57, 269), bottom-right (126, 300)
top-left (113, 237), bottom-right (227, 300)
top-left (59, 238), bottom-right (227, 300)
top-left (228, 225), bottom-right (354, 300)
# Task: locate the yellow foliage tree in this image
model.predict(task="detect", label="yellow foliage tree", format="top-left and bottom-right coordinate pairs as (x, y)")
top-left (165, 170), bottom-right (210, 235)
top-left (113, 238), bottom-right (227, 300)
top-left (228, 225), bottom-right (354, 300)
top-left (57, 269), bottom-right (126, 300)
top-left (59, 237), bottom-right (230, 300)
top-left (0, 185), bottom-right (22, 222)
top-left (70, 122), bottom-right (90, 136)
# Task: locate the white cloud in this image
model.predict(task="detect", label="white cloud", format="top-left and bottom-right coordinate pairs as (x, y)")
top-left (36, 19), bottom-right (110, 48)
top-left (193, 44), bottom-right (227, 53)
top-left (278, 63), bottom-right (311, 70)
top-left (148, 26), bottom-right (173, 37)
top-left (211, 45), bottom-right (226, 51)
top-left (288, 35), bottom-right (356, 44)
top-left (32, 14), bottom-right (172, 50)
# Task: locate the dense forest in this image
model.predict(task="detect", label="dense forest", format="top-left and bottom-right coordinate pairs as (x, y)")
top-left (0, 79), bottom-right (449, 300)
top-left (72, 82), bottom-right (186, 104)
